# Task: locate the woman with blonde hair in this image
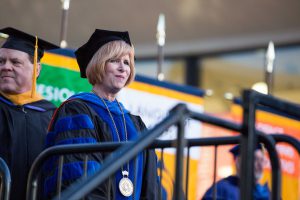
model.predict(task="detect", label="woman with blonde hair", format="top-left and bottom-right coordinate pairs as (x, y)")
top-left (43, 29), bottom-right (159, 200)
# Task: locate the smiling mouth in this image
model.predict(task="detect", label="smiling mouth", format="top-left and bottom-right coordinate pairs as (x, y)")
top-left (116, 75), bottom-right (125, 79)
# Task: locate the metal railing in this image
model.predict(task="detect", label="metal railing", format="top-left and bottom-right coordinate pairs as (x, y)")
top-left (271, 134), bottom-right (300, 154)
top-left (25, 89), bottom-right (300, 200)
top-left (238, 90), bottom-right (300, 200)
top-left (27, 137), bottom-right (242, 200)
top-left (0, 158), bottom-right (11, 200)
top-left (25, 134), bottom-right (300, 200)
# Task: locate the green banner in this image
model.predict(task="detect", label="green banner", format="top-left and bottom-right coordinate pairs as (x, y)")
top-left (37, 64), bottom-right (91, 106)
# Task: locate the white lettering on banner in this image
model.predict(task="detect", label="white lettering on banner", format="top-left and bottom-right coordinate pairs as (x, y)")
top-left (118, 87), bottom-right (204, 159)
top-left (276, 144), bottom-right (295, 158)
top-left (118, 88), bottom-right (203, 137)
top-left (256, 122), bottom-right (284, 134)
top-left (37, 84), bottom-right (75, 102)
top-left (280, 159), bottom-right (295, 174)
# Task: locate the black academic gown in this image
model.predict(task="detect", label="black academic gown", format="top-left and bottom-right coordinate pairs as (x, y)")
top-left (0, 94), bottom-right (56, 200)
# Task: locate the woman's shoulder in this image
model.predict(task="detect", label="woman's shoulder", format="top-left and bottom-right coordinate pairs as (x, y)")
top-left (129, 114), bottom-right (147, 131)
top-left (50, 97), bottom-right (99, 127)
top-left (47, 98), bottom-right (102, 141)
top-left (57, 98), bottom-right (91, 114)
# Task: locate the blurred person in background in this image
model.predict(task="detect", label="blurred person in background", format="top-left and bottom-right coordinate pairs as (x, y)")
top-left (202, 144), bottom-right (270, 200)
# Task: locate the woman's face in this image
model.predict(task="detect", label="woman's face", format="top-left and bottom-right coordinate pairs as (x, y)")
top-left (101, 53), bottom-right (131, 93)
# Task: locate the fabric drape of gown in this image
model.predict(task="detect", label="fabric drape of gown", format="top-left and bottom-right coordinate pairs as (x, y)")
top-left (42, 92), bottom-right (159, 200)
top-left (0, 94), bottom-right (56, 200)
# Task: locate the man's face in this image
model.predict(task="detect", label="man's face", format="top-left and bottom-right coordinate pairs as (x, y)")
top-left (235, 149), bottom-right (265, 183)
top-left (254, 149), bottom-right (265, 182)
top-left (0, 48), bottom-right (38, 94)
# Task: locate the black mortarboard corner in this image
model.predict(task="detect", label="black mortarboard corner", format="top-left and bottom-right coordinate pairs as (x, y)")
top-left (75, 29), bottom-right (132, 78)
top-left (229, 143), bottom-right (264, 158)
top-left (0, 27), bottom-right (59, 60)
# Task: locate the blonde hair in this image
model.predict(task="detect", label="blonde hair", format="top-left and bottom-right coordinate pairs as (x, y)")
top-left (86, 40), bottom-right (135, 86)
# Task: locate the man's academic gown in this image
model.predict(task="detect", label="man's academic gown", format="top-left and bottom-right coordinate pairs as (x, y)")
top-left (0, 95), bottom-right (56, 200)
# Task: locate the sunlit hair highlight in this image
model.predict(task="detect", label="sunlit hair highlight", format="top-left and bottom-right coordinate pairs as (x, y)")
top-left (86, 40), bottom-right (135, 86)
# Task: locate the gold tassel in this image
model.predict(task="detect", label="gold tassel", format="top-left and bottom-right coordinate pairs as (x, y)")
top-left (31, 36), bottom-right (38, 98)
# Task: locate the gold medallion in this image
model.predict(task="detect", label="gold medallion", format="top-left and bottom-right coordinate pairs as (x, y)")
top-left (119, 171), bottom-right (133, 197)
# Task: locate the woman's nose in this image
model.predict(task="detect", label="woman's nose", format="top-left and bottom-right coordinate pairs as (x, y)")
top-left (118, 62), bottom-right (125, 71)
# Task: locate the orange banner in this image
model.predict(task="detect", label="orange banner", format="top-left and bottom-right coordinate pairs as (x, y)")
top-left (231, 103), bottom-right (300, 200)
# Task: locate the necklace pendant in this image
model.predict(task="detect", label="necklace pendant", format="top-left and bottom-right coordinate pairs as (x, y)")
top-left (119, 170), bottom-right (133, 197)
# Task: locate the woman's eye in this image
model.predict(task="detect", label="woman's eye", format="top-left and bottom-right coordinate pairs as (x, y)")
top-left (108, 59), bottom-right (116, 63)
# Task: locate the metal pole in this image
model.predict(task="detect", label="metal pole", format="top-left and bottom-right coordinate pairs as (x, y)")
top-left (265, 41), bottom-right (275, 94)
top-left (240, 90), bottom-right (256, 200)
top-left (212, 145), bottom-right (218, 200)
top-left (174, 113), bottom-right (187, 200)
top-left (60, 0), bottom-right (70, 48)
top-left (185, 148), bottom-right (190, 200)
top-left (157, 45), bottom-right (164, 80)
top-left (156, 14), bottom-right (165, 81)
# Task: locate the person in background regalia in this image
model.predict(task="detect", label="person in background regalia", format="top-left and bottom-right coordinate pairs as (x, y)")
top-left (202, 144), bottom-right (270, 200)
top-left (0, 27), bottom-right (58, 200)
top-left (42, 29), bottom-right (159, 200)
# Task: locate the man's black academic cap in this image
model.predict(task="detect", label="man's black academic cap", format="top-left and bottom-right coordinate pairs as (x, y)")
top-left (229, 143), bottom-right (264, 158)
top-left (75, 29), bottom-right (132, 78)
top-left (0, 27), bottom-right (59, 60)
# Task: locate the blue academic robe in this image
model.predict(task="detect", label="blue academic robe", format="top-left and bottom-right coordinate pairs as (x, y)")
top-left (42, 92), bottom-right (159, 200)
top-left (202, 175), bottom-right (270, 200)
